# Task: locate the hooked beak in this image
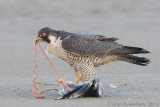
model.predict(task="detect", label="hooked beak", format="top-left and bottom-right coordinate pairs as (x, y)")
top-left (36, 36), bottom-right (42, 42)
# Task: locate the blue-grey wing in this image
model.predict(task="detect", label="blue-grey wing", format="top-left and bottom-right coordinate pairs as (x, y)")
top-left (61, 35), bottom-right (122, 56)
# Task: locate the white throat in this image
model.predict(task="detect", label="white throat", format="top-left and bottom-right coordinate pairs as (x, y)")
top-left (46, 36), bottom-right (66, 58)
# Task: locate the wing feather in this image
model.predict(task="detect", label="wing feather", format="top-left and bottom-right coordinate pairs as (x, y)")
top-left (62, 35), bottom-right (122, 56)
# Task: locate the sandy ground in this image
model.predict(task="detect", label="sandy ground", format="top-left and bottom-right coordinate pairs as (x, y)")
top-left (0, 0), bottom-right (160, 107)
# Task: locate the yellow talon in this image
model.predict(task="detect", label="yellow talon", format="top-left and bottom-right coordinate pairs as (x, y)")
top-left (76, 78), bottom-right (80, 84)
top-left (75, 68), bottom-right (82, 84)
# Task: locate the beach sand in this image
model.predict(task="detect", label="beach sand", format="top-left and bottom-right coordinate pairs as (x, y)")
top-left (0, 0), bottom-right (159, 106)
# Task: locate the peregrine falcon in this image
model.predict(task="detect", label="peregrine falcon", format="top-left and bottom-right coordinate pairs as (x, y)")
top-left (36, 27), bottom-right (150, 98)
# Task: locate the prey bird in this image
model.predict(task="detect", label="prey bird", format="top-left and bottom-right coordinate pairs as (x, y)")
top-left (35, 27), bottom-right (150, 99)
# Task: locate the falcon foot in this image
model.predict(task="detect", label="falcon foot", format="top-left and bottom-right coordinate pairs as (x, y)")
top-left (56, 79), bottom-right (103, 100)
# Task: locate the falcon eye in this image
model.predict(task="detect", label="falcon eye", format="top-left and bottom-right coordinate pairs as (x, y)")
top-left (40, 33), bottom-right (46, 37)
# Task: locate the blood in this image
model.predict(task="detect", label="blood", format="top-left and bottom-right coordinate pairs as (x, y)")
top-left (37, 42), bottom-right (68, 88)
top-left (33, 42), bottom-right (46, 99)
top-left (33, 42), bottom-right (68, 99)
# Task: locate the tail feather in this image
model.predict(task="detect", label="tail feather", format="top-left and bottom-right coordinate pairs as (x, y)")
top-left (94, 46), bottom-right (150, 67)
top-left (119, 55), bottom-right (150, 66)
top-left (109, 46), bottom-right (150, 55)
top-left (123, 46), bottom-right (150, 54)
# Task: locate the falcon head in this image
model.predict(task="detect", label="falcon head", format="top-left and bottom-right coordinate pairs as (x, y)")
top-left (36, 27), bottom-right (56, 44)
